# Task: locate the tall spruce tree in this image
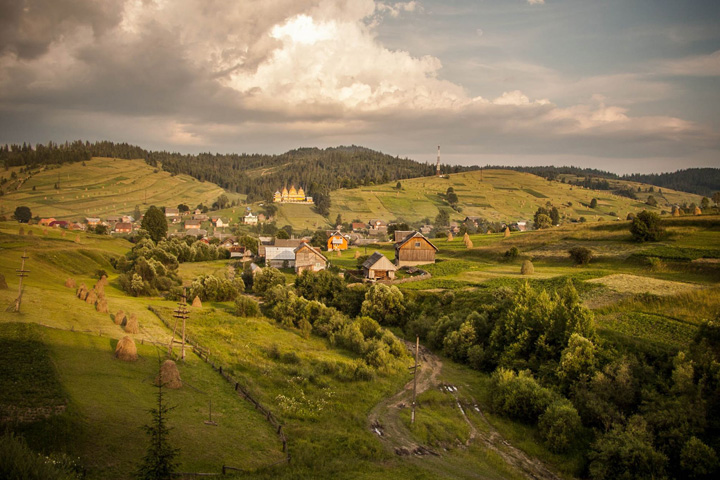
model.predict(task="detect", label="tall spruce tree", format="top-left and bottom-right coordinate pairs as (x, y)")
top-left (136, 375), bottom-right (179, 480)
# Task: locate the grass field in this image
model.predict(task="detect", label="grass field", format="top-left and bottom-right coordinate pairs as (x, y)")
top-left (0, 158), bottom-right (239, 220)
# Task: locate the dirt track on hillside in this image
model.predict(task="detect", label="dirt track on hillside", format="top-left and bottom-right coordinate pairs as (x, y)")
top-left (368, 341), bottom-right (561, 480)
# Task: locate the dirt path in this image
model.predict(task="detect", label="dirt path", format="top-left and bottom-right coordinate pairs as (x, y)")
top-left (368, 341), bottom-right (561, 480)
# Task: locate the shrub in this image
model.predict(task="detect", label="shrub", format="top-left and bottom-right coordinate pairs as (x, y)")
top-left (569, 246), bottom-right (593, 265)
top-left (630, 210), bottom-right (665, 242)
top-left (234, 295), bottom-right (260, 317)
top-left (680, 436), bottom-right (719, 479)
top-left (489, 368), bottom-right (554, 423)
top-left (503, 247), bottom-right (519, 261)
top-left (253, 267), bottom-right (286, 296)
top-left (538, 400), bottom-right (583, 453)
top-left (520, 260), bottom-right (534, 275)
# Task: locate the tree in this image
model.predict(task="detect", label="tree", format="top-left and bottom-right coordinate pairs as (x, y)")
top-left (539, 400), bottom-right (583, 453)
top-left (136, 379), bottom-right (179, 480)
top-left (435, 209), bottom-right (450, 227)
top-left (387, 222), bottom-right (410, 238)
top-left (569, 246), bottom-right (593, 265)
top-left (335, 214), bottom-right (342, 226)
top-left (134, 204), bottom-right (142, 221)
top-left (309, 230), bottom-right (327, 248)
top-left (212, 194), bottom-right (229, 210)
top-left (141, 206), bottom-right (168, 243)
top-left (252, 267), bottom-right (286, 296)
top-left (630, 210), bottom-right (664, 242)
top-left (590, 198), bottom-right (598, 209)
top-left (360, 284), bottom-right (406, 326)
top-left (396, 181), bottom-right (402, 190)
top-left (275, 229), bottom-right (289, 239)
top-left (13, 206), bottom-right (31, 223)
top-left (680, 436), bottom-right (719, 479)
top-left (700, 197), bottom-right (710, 211)
top-left (550, 207), bottom-right (560, 225)
top-left (447, 191), bottom-right (459, 205)
top-left (713, 191), bottom-right (720, 207)
top-left (535, 214), bottom-right (552, 229)
top-left (177, 203), bottom-right (189, 213)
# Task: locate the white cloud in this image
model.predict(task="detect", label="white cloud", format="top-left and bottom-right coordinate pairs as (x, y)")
top-left (376, 1), bottom-right (421, 18)
top-left (652, 50), bottom-right (720, 77)
top-left (527, 0), bottom-right (545, 5)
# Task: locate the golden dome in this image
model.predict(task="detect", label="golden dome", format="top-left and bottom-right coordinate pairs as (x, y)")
top-left (289, 185), bottom-right (297, 195)
top-left (297, 187), bottom-right (305, 196)
top-left (281, 186), bottom-right (288, 195)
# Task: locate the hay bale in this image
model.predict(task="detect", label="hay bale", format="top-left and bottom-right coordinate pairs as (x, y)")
top-left (672, 208), bottom-right (681, 217)
top-left (192, 296), bottom-right (202, 308)
top-left (521, 260), bottom-right (534, 275)
top-left (354, 250), bottom-right (360, 259)
top-left (0, 273), bottom-right (8, 290)
top-left (447, 232), bottom-right (453, 241)
top-left (76, 284), bottom-right (88, 299)
top-left (694, 206), bottom-right (702, 215)
top-left (504, 227), bottom-right (511, 238)
top-left (114, 336), bottom-right (138, 362)
top-left (65, 278), bottom-right (76, 288)
top-left (85, 289), bottom-right (98, 304)
top-left (155, 360), bottom-right (182, 389)
top-left (124, 313), bottom-right (139, 334)
top-left (114, 310), bottom-right (126, 326)
top-left (97, 275), bottom-right (108, 287)
top-left (96, 297), bottom-right (108, 313)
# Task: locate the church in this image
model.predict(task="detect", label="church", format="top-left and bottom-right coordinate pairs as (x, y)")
top-left (273, 185), bottom-right (313, 203)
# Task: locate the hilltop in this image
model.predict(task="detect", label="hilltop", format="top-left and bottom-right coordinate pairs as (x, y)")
top-left (0, 157), bottom-right (233, 220)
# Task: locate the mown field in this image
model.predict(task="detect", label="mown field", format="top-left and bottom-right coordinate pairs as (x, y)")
top-left (0, 157), bottom-right (238, 220)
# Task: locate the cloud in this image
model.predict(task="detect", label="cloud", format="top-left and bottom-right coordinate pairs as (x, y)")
top-left (651, 50), bottom-right (720, 77)
top-left (526, 0), bottom-right (545, 5)
top-left (0, 0), bottom-right (716, 168)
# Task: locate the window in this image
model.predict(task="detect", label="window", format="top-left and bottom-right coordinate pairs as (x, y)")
top-left (415, 242), bottom-right (421, 247)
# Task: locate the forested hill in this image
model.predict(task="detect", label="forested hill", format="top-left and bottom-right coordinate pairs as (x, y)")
top-left (623, 168), bottom-right (720, 197)
top-left (0, 141), bottom-right (473, 202)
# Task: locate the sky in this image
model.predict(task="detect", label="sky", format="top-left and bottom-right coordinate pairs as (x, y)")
top-left (0, 0), bottom-right (719, 174)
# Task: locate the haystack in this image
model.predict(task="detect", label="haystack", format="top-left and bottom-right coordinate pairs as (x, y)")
top-left (463, 232), bottom-right (473, 249)
top-left (155, 360), bottom-right (182, 389)
top-left (694, 206), bottom-right (702, 215)
top-left (0, 273), bottom-right (8, 290)
top-left (672, 208), bottom-right (681, 217)
top-left (124, 313), bottom-right (139, 334)
top-left (354, 250), bottom-right (360, 259)
top-left (85, 289), bottom-right (98, 304)
top-left (96, 297), bottom-right (108, 313)
top-left (76, 284), bottom-right (88, 299)
top-left (97, 275), bottom-right (108, 287)
top-left (114, 336), bottom-right (138, 362)
top-left (65, 278), bottom-right (76, 288)
top-left (192, 296), bottom-right (202, 308)
top-left (521, 260), bottom-right (535, 276)
top-left (447, 232), bottom-right (453, 241)
top-left (504, 227), bottom-right (511, 238)
top-left (114, 310), bottom-right (126, 326)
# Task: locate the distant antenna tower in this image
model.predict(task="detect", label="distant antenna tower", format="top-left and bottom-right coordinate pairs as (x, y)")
top-left (435, 146), bottom-right (441, 176)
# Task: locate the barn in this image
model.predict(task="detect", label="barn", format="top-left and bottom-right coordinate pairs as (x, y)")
top-left (294, 243), bottom-right (328, 274)
top-left (362, 252), bottom-right (397, 280)
top-left (394, 232), bottom-right (438, 267)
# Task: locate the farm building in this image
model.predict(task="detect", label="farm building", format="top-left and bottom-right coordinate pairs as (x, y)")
top-left (185, 219), bottom-right (202, 229)
top-left (368, 219), bottom-right (387, 234)
top-left (265, 238), bottom-right (304, 268)
top-left (294, 243), bottom-right (328, 274)
top-left (85, 217), bottom-right (100, 227)
top-left (352, 222), bottom-right (367, 232)
top-left (327, 231), bottom-right (348, 251)
top-left (394, 232), bottom-right (438, 267)
top-left (114, 222), bottom-right (133, 234)
top-left (362, 252), bottom-right (396, 280)
top-left (39, 218), bottom-right (56, 226)
top-left (393, 230), bottom-right (414, 242)
top-left (49, 220), bottom-right (68, 228)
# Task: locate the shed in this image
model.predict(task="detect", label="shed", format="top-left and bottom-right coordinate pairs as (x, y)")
top-left (294, 243), bottom-right (328, 274)
top-left (362, 252), bottom-right (397, 280)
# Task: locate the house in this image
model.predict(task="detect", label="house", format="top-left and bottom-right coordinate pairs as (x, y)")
top-left (193, 214), bottom-right (209, 221)
top-left (464, 216), bottom-right (483, 227)
top-left (394, 231), bottom-right (438, 267)
top-left (185, 219), bottom-right (202, 229)
top-left (352, 222), bottom-right (367, 232)
top-left (49, 220), bottom-right (68, 228)
top-left (213, 218), bottom-right (227, 228)
top-left (393, 230), bottom-right (415, 242)
top-left (114, 222), bottom-right (133, 234)
top-left (419, 224), bottom-right (434, 235)
top-left (85, 217), bottom-right (100, 227)
top-left (294, 243), bottom-right (328, 274)
top-left (39, 218), bottom-right (56, 226)
top-left (106, 215), bottom-right (122, 224)
top-left (449, 222), bottom-right (460, 234)
top-left (185, 228), bottom-right (207, 237)
top-left (257, 236), bottom-right (273, 258)
top-left (326, 231), bottom-right (348, 251)
top-left (194, 208), bottom-right (202, 215)
top-left (121, 215), bottom-right (135, 223)
top-left (368, 219), bottom-right (387, 232)
top-left (69, 222), bottom-right (85, 231)
top-left (265, 238), bottom-right (304, 268)
top-left (244, 212), bottom-right (258, 225)
top-left (229, 245), bottom-right (252, 260)
top-left (362, 252), bottom-right (397, 280)
top-left (165, 208), bottom-right (179, 218)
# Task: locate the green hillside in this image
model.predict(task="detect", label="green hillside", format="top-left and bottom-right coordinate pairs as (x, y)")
top-left (0, 157), bottom-right (236, 221)
top-left (274, 169), bottom-right (703, 230)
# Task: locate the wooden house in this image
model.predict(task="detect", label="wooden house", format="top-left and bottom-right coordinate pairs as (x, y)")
top-left (393, 230), bottom-right (414, 242)
top-left (362, 252), bottom-right (396, 280)
top-left (265, 238), bottom-right (304, 268)
top-left (184, 219), bottom-right (202, 229)
top-left (352, 222), bottom-right (367, 232)
top-left (294, 243), bottom-right (328, 274)
top-left (394, 232), bottom-right (438, 267)
top-left (114, 222), bottom-right (133, 234)
top-left (327, 231), bottom-right (348, 251)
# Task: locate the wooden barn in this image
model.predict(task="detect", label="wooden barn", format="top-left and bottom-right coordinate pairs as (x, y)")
top-left (394, 232), bottom-right (438, 267)
top-left (294, 243), bottom-right (328, 274)
top-left (362, 252), bottom-right (396, 280)
top-left (327, 231), bottom-right (348, 251)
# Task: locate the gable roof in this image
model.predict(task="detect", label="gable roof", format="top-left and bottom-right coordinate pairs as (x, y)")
top-left (294, 242), bottom-right (328, 262)
top-left (274, 238), bottom-right (304, 248)
top-left (362, 251), bottom-right (397, 271)
top-left (394, 231), bottom-right (439, 251)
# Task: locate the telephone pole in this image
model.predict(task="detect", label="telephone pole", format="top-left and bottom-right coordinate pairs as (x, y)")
top-left (14, 249), bottom-right (30, 312)
top-left (410, 335), bottom-right (420, 425)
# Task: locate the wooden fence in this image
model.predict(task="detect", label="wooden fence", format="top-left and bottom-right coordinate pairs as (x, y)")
top-left (148, 306), bottom-right (291, 473)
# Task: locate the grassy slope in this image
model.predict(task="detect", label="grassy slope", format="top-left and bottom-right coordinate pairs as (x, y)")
top-left (0, 157), bottom-right (238, 220)
top-left (272, 169), bottom-right (704, 230)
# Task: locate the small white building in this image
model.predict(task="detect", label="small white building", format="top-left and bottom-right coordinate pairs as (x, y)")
top-left (244, 212), bottom-right (258, 225)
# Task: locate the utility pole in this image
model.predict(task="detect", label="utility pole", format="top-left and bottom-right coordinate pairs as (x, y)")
top-left (14, 249), bottom-right (30, 312)
top-left (410, 335), bottom-right (420, 425)
top-left (171, 288), bottom-right (189, 361)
